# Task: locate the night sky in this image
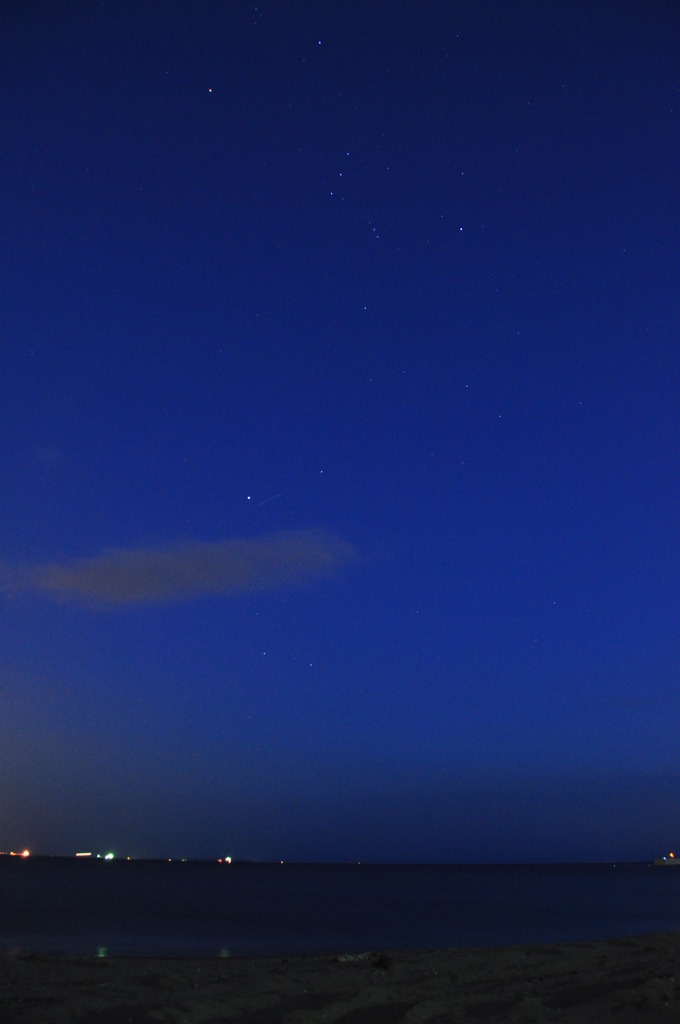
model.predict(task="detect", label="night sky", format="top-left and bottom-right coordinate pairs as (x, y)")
top-left (3, 1), bottom-right (680, 863)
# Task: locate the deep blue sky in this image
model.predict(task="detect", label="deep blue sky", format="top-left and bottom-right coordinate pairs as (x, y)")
top-left (3, 1), bottom-right (680, 862)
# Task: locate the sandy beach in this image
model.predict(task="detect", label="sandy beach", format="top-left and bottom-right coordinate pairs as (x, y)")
top-left (1, 931), bottom-right (678, 1023)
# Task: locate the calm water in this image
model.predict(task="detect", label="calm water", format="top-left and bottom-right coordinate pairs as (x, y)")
top-left (1, 859), bottom-right (680, 958)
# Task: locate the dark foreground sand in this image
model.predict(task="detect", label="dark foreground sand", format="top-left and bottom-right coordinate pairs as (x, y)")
top-left (1, 932), bottom-right (679, 1023)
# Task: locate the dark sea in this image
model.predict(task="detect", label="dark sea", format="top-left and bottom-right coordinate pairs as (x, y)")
top-left (2, 859), bottom-right (680, 958)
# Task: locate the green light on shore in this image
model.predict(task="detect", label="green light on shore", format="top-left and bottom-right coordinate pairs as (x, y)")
top-left (104, 852), bottom-right (114, 860)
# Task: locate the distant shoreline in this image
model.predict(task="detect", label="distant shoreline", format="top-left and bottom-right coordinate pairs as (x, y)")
top-left (0, 854), bottom-right (656, 866)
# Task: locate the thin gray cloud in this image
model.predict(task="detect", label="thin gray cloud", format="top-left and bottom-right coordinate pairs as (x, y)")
top-left (6, 530), bottom-right (358, 606)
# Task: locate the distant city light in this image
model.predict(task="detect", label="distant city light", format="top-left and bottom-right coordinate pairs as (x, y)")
top-left (75, 852), bottom-right (92, 857)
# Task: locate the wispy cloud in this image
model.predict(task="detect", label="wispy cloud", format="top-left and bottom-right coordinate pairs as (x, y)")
top-left (3, 530), bottom-right (358, 606)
